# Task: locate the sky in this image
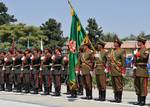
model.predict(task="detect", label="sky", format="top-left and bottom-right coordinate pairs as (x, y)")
top-left (1, 0), bottom-right (150, 38)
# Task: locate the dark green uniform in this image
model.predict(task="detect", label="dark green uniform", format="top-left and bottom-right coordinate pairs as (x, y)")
top-left (41, 53), bottom-right (52, 95)
top-left (4, 54), bottom-right (13, 91)
top-left (13, 55), bottom-right (22, 92)
top-left (94, 50), bottom-right (107, 101)
top-left (0, 53), bottom-right (5, 91)
top-left (51, 54), bottom-right (63, 96)
top-left (30, 54), bottom-right (40, 94)
top-left (22, 55), bottom-right (31, 93)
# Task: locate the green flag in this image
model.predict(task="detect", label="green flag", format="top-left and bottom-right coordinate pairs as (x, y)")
top-left (68, 3), bottom-right (86, 89)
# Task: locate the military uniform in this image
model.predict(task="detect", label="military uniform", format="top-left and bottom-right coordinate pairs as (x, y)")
top-left (4, 52), bottom-right (14, 91)
top-left (13, 52), bottom-right (23, 92)
top-left (77, 44), bottom-right (93, 100)
top-left (40, 49), bottom-right (52, 95)
top-left (109, 37), bottom-right (126, 103)
top-left (51, 48), bottom-right (63, 96)
top-left (22, 50), bottom-right (31, 93)
top-left (30, 51), bottom-right (41, 94)
top-left (0, 52), bottom-right (5, 91)
top-left (133, 37), bottom-right (149, 106)
top-left (94, 40), bottom-right (107, 101)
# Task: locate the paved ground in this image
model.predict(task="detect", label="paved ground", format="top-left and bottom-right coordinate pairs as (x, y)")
top-left (0, 85), bottom-right (149, 107)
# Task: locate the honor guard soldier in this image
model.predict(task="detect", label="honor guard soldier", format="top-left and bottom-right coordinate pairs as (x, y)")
top-left (0, 51), bottom-right (6, 91)
top-left (108, 37), bottom-right (126, 103)
top-left (133, 37), bottom-right (149, 106)
top-left (4, 49), bottom-right (14, 92)
top-left (94, 39), bottom-right (108, 101)
top-left (21, 49), bottom-right (32, 93)
top-left (51, 47), bottom-right (63, 96)
top-left (30, 49), bottom-right (41, 94)
top-left (13, 50), bottom-right (23, 92)
top-left (40, 48), bottom-right (52, 95)
top-left (76, 43), bottom-right (93, 100)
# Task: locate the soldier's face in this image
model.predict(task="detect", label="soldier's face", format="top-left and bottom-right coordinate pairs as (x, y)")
top-left (114, 42), bottom-right (119, 48)
top-left (137, 41), bottom-right (143, 48)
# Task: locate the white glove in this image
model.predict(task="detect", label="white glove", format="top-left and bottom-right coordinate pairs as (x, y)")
top-left (50, 67), bottom-right (54, 71)
top-left (21, 67), bottom-right (24, 71)
top-left (12, 57), bottom-right (15, 61)
top-left (40, 67), bottom-right (42, 71)
top-left (104, 68), bottom-right (108, 73)
top-left (21, 56), bottom-right (25, 61)
top-left (49, 63), bottom-right (52, 66)
top-left (4, 58), bottom-right (7, 62)
top-left (2, 66), bottom-right (5, 71)
top-left (12, 67), bottom-right (14, 71)
top-left (75, 71), bottom-right (79, 74)
top-left (79, 71), bottom-right (83, 75)
top-left (30, 55), bottom-right (34, 60)
top-left (133, 65), bottom-right (137, 70)
top-left (30, 66), bottom-right (33, 70)
top-left (41, 56), bottom-right (45, 60)
top-left (94, 53), bottom-right (99, 58)
top-left (62, 67), bottom-right (64, 71)
top-left (90, 71), bottom-right (94, 76)
top-left (51, 55), bottom-right (55, 60)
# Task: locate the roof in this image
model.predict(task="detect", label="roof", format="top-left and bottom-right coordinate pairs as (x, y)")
top-left (105, 41), bottom-right (150, 49)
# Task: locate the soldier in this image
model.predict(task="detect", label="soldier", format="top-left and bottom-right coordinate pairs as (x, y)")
top-left (133, 37), bottom-right (149, 106)
top-left (108, 37), bottom-right (126, 103)
top-left (13, 50), bottom-right (23, 92)
top-left (76, 43), bottom-right (93, 100)
top-left (94, 39), bottom-right (108, 101)
top-left (40, 48), bottom-right (52, 95)
top-left (21, 49), bottom-right (32, 93)
top-left (4, 49), bottom-right (14, 92)
top-left (30, 49), bottom-right (41, 94)
top-left (0, 51), bottom-right (6, 91)
top-left (51, 47), bottom-right (63, 96)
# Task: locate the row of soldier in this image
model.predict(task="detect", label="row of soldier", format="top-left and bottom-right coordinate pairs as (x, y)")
top-left (0, 36), bottom-right (149, 106)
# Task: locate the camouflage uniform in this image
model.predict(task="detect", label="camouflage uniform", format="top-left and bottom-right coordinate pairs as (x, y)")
top-left (0, 52), bottom-right (5, 91)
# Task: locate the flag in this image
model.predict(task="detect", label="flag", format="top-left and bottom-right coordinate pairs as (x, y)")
top-left (27, 38), bottom-right (30, 49)
top-left (68, 1), bottom-right (86, 90)
top-left (40, 38), bottom-right (43, 51)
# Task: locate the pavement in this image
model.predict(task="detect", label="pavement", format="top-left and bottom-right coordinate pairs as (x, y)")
top-left (0, 85), bottom-right (149, 107)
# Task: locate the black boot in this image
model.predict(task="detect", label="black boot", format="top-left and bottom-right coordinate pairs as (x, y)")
top-left (49, 85), bottom-right (52, 93)
top-left (140, 96), bottom-right (146, 106)
top-left (100, 90), bottom-right (106, 101)
top-left (30, 88), bottom-right (38, 94)
top-left (6, 84), bottom-right (12, 92)
top-left (133, 95), bottom-right (141, 105)
top-left (95, 90), bottom-right (101, 101)
top-left (41, 87), bottom-right (49, 95)
top-left (0, 84), bottom-right (5, 91)
top-left (87, 90), bottom-right (92, 100)
top-left (16, 84), bottom-right (22, 92)
top-left (116, 91), bottom-right (122, 103)
top-left (68, 90), bottom-right (77, 98)
top-left (110, 92), bottom-right (118, 102)
top-left (52, 88), bottom-right (60, 96)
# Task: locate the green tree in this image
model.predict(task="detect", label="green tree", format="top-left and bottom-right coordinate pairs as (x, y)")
top-left (101, 32), bottom-right (117, 42)
top-left (40, 18), bottom-right (66, 48)
top-left (0, 2), bottom-right (17, 25)
top-left (86, 18), bottom-right (103, 43)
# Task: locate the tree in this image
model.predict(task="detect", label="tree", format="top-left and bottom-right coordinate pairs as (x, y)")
top-left (101, 32), bottom-right (117, 42)
top-left (86, 18), bottom-right (103, 44)
top-left (40, 18), bottom-right (66, 48)
top-left (0, 2), bottom-right (17, 25)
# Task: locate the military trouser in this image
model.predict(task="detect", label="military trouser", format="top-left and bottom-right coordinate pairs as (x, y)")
top-left (22, 67), bottom-right (30, 92)
top-left (134, 77), bottom-right (148, 96)
top-left (30, 68), bottom-right (39, 93)
top-left (0, 68), bottom-right (5, 84)
top-left (53, 74), bottom-right (61, 94)
top-left (96, 74), bottom-right (106, 91)
top-left (0, 68), bottom-right (5, 91)
top-left (111, 76), bottom-right (123, 92)
top-left (13, 67), bottom-right (23, 92)
top-left (5, 67), bottom-right (13, 91)
top-left (77, 74), bottom-right (83, 94)
top-left (82, 74), bottom-right (92, 98)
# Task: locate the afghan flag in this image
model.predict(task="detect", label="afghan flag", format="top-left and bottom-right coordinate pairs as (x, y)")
top-left (68, 2), bottom-right (87, 90)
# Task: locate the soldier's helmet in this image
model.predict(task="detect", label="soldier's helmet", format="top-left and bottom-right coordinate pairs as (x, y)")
top-left (113, 36), bottom-right (122, 46)
top-left (96, 39), bottom-right (106, 48)
top-left (137, 36), bottom-right (147, 45)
